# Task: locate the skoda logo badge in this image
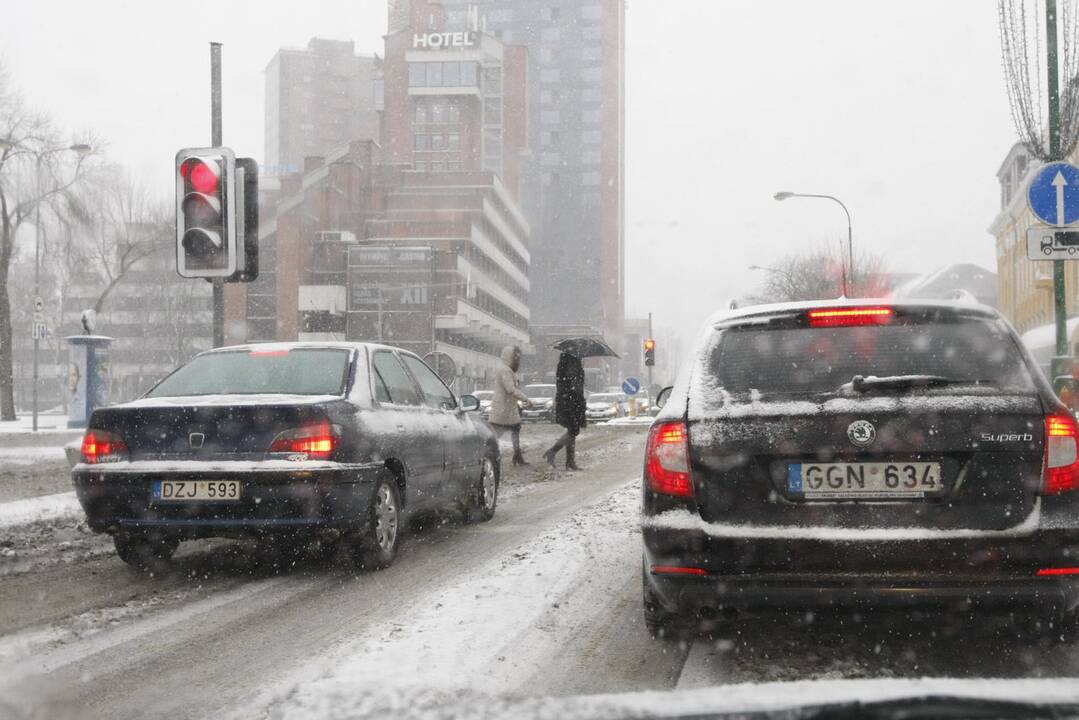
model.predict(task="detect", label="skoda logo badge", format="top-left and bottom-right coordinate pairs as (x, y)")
top-left (847, 420), bottom-right (876, 447)
top-left (189, 432), bottom-right (205, 449)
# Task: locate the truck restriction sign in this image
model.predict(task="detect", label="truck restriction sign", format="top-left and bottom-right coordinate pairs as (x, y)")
top-left (1027, 227), bottom-right (1079, 260)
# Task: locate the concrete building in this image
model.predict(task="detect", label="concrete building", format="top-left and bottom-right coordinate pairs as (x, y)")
top-left (893, 263), bottom-right (998, 308)
top-left (229, 9), bottom-right (533, 391)
top-left (264, 38), bottom-right (380, 179)
top-left (433, 0), bottom-right (626, 355)
top-left (990, 142), bottom-right (1079, 348)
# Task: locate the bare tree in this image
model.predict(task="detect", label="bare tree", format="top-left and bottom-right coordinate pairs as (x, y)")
top-left (74, 166), bottom-right (171, 317)
top-left (748, 245), bottom-right (889, 304)
top-left (0, 67), bottom-right (94, 420)
top-left (999, 0), bottom-right (1079, 160)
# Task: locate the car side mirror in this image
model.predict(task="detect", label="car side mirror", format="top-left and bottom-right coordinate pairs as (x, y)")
top-left (1054, 377), bottom-right (1079, 412)
top-left (655, 386), bottom-right (673, 409)
top-left (460, 394), bottom-right (480, 412)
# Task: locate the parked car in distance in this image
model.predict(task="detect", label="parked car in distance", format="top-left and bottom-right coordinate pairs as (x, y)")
top-left (521, 383), bottom-right (557, 422)
top-left (72, 342), bottom-right (500, 572)
top-left (586, 392), bottom-right (628, 420)
top-left (473, 390), bottom-right (494, 419)
top-left (643, 300), bottom-right (1079, 639)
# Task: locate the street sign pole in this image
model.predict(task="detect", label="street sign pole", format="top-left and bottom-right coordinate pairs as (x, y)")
top-left (647, 312), bottom-right (653, 395)
top-left (210, 41), bottom-right (225, 349)
top-left (1047, 0), bottom-right (1068, 358)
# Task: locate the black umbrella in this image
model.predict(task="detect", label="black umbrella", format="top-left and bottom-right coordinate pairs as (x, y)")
top-left (550, 337), bottom-right (620, 359)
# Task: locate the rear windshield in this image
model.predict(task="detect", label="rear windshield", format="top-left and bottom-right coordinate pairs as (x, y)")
top-left (526, 386), bottom-right (556, 398)
top-left (590, 394), bottom-right (624, 403)
top-left (710, 316), bottom-right (1035, 395)
top-left (146, 349), bottom-right (351, 397)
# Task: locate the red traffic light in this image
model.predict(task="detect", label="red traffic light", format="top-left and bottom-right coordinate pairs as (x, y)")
top-left (181, 158), bottom-right (220, 194)
top-left (644, 339), bottom-right (656, 351)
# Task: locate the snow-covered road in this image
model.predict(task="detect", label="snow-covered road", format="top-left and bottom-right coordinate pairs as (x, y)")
top-left (3, 424), bottom-right (1079, 720)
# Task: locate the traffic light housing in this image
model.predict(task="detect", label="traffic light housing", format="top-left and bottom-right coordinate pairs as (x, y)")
top-left (175, 147), bottom-right (258, 281)
top-left (644, 338), bottom-right (656, 367)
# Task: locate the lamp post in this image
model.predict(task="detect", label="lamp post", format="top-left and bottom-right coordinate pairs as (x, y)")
top-left (26, 143), bottom-right (92, 431)
top-left (773, 191), bottom-right (854, 297)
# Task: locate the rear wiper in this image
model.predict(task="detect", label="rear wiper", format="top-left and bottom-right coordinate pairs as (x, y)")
top-left (847, 375), bottom-right (998, 394)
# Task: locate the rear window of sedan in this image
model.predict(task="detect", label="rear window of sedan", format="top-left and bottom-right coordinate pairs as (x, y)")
top-left (146, 348), bottom-right (352, 397)
top-left (709, 316), bottom-right (1036, 395)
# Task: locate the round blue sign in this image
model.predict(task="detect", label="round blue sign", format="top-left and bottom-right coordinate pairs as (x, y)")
top-left (622, 377), bottom-right (641, 396)
top-left (1028, 162), bottom-right (1079, 227)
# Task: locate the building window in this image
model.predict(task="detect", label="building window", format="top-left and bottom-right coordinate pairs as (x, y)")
top-left (431, 103), bottom-right (444, 123)
top-left (448, 104), bottom-right (461, 123)
top-left (414, 160), bottom-right (427, 172)
top-left (408, 63), bottom-right (426, 87)
top-left (582, 129), bottom-right (601, 144)
top-left (414, 134), bottom-right (428, 151)
top-left (431, 160), bottom-right (446, 172)
top-left (426, 62), bottom-right (443, 86)
top-left (541, 27), bottom-right (561, 42)
top-left (448, 160), bottom-right (461, 172)
top-left (431, 132), bottom-right (445, 151)
top-left (542, 6), bottom-right (560, 20)
top-left (541, 110), bottom-right (560, 124)
top-left (461, 62), bottom-right (478, 85)
top-left (582, 150), bottom-right (600, 165)
top-left (583, 67), bottom-right (602, 83)
top-left (448, 132), bottom-right (461, 150)
top-left (582, 5), bottom-right (602, 19)
top-left (582, 109), bottom-right (602, 124)
top-left (583, 26), bottom-right (602, 41)
top-left (540, 130), bottom-right (561, 145)
top-left (443, 61), bottom-right (461, 86)
top-left (415, 104), bottom-right (427, 124)
top-left (541, 152), bottom-right (561, 166)
top-left (582, 88), bottom-right (602, 102)
top-left (540, 68), bottom-right (561, 83)
top-left (581, 46), bottom-right (601, 61)
top-left (582, 171), bottom-right (601, 186)
top-left (540, 47), bottom-right (554, 63)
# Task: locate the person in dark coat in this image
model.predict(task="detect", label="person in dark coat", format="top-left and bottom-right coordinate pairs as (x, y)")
top-left (544, 352), bottom-right (586, 470)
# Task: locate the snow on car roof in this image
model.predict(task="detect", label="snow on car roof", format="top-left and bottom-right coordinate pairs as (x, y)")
top-left (704, 297), bottom-right (998, 329)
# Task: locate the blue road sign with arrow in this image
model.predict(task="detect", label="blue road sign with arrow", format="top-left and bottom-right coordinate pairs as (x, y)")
top-left (622, 377), bottom-right (641, 396)
top-left (1028, 162), bottom-right (1079, 227)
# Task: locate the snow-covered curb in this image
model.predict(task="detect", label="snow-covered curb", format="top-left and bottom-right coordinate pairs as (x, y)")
top-left (0, 492), bottom-right (81, 529)
top-left (600, 416), bottom-right (655, 426)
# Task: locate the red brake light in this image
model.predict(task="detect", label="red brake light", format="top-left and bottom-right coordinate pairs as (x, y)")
top-left (80, 429), bottom-right (129, 464)
top-left (1037, 567), bottom-right (1079, 576)
top-left (651, 565), bottom-right (707, 576)
top-left (269, 423), bottom-right (339, 458)
top-left (645, 421), bottom-right (693, 498)
top-left (1044, 413), bottom-right (1079, 494)
top-left (249, 348), bottom-right (290, 357)
top-left (807, 307), bottom-right (894, 328)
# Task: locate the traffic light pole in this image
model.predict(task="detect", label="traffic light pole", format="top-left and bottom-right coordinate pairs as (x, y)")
top-left (647, 312), bottom-right (653, 395)
top-left (210, 41), bottom-right (225, 349)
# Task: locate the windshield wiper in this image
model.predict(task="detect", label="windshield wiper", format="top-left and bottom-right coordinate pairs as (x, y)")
top-left (792, 695), bottom-right (1078, 720)
top-left (847, 375), bottom-right (998, 394)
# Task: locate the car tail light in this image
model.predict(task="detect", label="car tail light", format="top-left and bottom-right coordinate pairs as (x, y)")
top-left (269, 422), bottom-right (340, 459)
top-left (80, 429), bottom-right (129, 464)
top-left (651, 565), bottom-right (707, 576)
top-left (807, 306), bottom-right (894, 328)
top-left (1036, 567), bottom-right (1079, 576)
top-left (1043, 413), bottom-right (1079, 494)
top-left (646, 421), bottom-right (693, 498)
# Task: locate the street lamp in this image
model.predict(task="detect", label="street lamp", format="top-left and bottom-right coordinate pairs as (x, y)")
top-left (773, 191), bottom-right (854, 297)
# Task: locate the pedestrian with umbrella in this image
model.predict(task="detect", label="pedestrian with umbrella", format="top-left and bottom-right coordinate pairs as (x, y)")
top-left (543, 337), bottom-right (619, 471)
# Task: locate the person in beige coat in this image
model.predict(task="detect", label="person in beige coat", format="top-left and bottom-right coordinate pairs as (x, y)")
top-left (488, 345), bottom-right (532, 465)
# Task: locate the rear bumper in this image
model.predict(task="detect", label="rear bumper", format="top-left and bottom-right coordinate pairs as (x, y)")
top-left (643, 525), bottom-right (1079, 616)
top-left (521, 408), bottom-right (552, 421)
top-left (72, 462), bottom-right (385, 539)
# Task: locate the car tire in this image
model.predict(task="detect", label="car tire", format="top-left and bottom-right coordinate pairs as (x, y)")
top-left (467, 455), bottom-right (500, 523)
top-left (114, 533), bottom-right (178, 573)
top-left (642, 565), bottom-right (689, 639)
top-left (350, 478), bottom-right (401, 571)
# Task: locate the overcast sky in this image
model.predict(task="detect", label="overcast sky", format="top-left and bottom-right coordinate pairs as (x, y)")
top-left (1, 1), bottom-right (1016, 354)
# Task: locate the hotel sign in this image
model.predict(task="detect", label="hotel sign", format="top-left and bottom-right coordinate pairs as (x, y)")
top-left (412, 31), bottom-right (476, 49)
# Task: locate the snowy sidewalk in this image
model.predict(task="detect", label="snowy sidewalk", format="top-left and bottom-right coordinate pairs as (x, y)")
top-left (0, 492), bottom-right (81, 530)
